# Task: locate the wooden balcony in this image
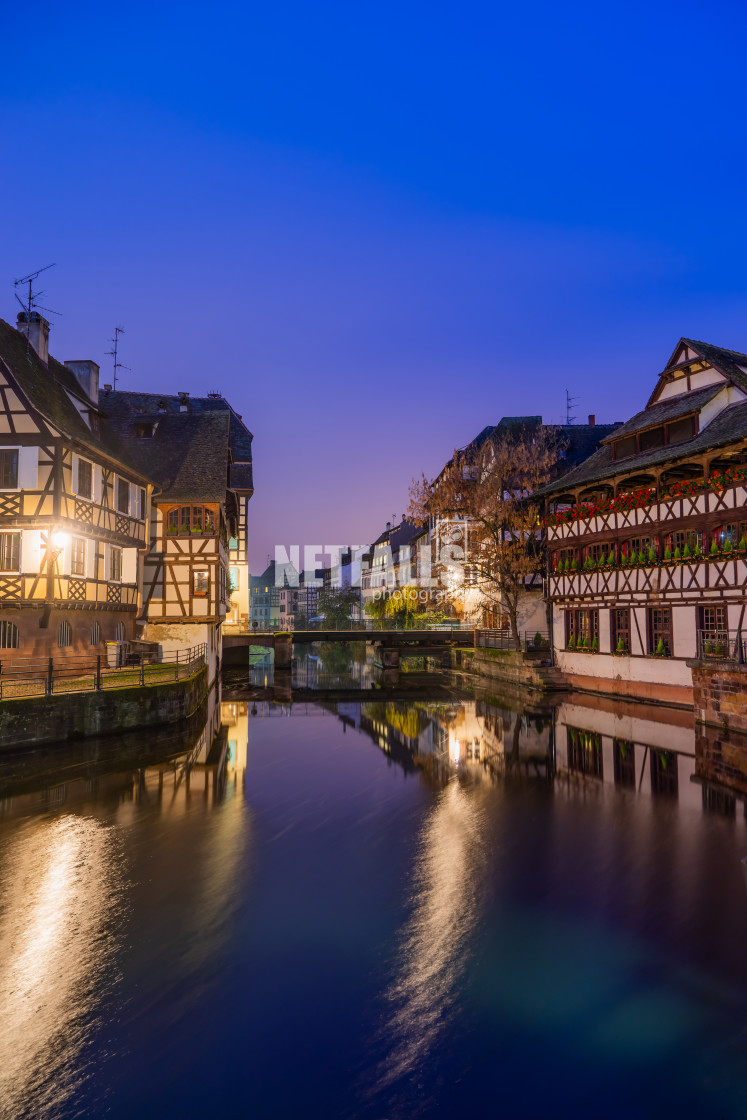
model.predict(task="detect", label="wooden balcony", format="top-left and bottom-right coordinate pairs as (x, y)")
top-left (0, 574), bottom-right (138, 609)
top-left (548, 555), bottom-right (747, 601)
top-left (547, 481), bottom-right (747, 543)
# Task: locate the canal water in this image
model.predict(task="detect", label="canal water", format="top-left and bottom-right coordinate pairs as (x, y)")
top-left (2, 650), bottom-right (747, 1119)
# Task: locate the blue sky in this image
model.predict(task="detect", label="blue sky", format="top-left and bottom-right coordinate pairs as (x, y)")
top-left (1, 0), bottom-right (746, 569)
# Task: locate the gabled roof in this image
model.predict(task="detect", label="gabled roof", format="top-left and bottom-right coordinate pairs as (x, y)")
top-left (650, 337), bottom-right (747, 404)
top-left (0, 318), bottom-right (146, 477)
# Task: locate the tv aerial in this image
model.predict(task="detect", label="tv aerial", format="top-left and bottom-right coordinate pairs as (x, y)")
top-left (565, 388), bottom-right (580, 426)
top-left (13, 263), bottom-right (61, 354)
top-left (106, 326), bottom-right (130, 390)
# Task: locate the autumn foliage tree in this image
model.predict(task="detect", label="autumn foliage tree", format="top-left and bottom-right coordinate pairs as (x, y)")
top-left (408, 424), bottom-right (564, 649)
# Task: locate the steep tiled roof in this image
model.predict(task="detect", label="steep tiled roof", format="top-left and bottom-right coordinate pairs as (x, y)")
top-left (107, 409), bottom-right (231, 502)
top-left (0, 319), bottom-right (145, 476)
top-left (539, 400), bottom-right (747, 496)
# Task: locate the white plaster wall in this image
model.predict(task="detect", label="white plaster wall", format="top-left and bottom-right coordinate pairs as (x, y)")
top-left (598, 609), bottom-right (611, 653)
top-left (630, 606), bottom-right (647, 656)
top-left (18, 446), bottom-right (38, 490)
top-left (672, 605), bottom-right (697, 659)
top-left (20, 529), bottom-right (40, 573)
top-left (555, 650), bottom-right (693, 688)
top-left (657, 368), bottom-right (724, 401)
top-left (700, 384), bottom-right (746, 430)
top-left (122, 548), bottom-right (137, 584)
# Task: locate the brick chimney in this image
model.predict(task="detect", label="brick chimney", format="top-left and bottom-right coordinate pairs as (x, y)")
top-left (588, 413), bottom-right (596, 427)
top-left (16, 311), bottom-right (49, 364)
top-left (65, 360), bottom-right (100, 404)
top-left (178, 391), bottom-right (190, 412)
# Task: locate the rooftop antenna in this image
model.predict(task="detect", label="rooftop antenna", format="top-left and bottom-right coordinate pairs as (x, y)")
top-left (13, 263), bottom-right (61, 354)
top-left (565, 389), bottom-right (579, 426)
top-left (106, 326), bottom-right (130, 390)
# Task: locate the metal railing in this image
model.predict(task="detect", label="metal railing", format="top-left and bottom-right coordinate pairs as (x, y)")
top-left (478, 629), bottom-right (551, 653)
top-left (697, 630), bottom-right (746, 663)
top-left (0, 644), bottom-right (207, 700)
top-left (225, 619), bottom-right (478, 635)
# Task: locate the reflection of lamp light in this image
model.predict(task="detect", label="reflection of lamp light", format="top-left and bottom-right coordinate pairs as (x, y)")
top-left (451, 737), bottom-right (461, 765)
top-left (51, 531), bottom-right (69, 551)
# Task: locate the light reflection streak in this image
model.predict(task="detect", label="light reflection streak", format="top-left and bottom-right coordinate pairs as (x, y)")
top-left (0, 815), bottom-right (123, 1118)
top-left (375, 779), bottom-right (483, 1089)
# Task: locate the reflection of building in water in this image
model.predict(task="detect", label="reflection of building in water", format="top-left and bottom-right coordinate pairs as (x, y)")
top-left (221, 701), bottom-right (249, 791)
top-left (555, 695), bottom-right (702, 810)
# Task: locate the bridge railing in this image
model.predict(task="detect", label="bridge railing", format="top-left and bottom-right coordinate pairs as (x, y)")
top-left (224, 619), bottom-right (478, 635)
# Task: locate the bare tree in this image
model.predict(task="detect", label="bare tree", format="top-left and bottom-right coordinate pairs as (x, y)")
top-left (408, 424), bottom-right (563, 649)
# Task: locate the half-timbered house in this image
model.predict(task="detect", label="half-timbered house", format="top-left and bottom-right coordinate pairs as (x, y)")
top-left (0, 314), bottom-right (151, 657)
top-left (541, 338), bottom-right (747, 706)
top-left (103, 389), bottom-right (253, 681)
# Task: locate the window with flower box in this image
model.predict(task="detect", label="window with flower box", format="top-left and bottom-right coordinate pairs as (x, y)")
top-left (647, 606), bottom-right (672, 656)
top-left (583, 543), bottom-right (607, 566)
top-left (621, 536), bottom-right (658, 563)
top-left (663, 528), bottom-right (704, 558)
top-left (565, 608), bottom-right (599, 650)
top-left (552, 547), bottom-right (578, 571)
top-left (167, 506), bottom-right (216, 537)
top-left (698, 605), bottom-right (728, 657)
top-left (714, 522), bottom-right (747, 551)
top-left (611, 608), bottom-right (630, 653)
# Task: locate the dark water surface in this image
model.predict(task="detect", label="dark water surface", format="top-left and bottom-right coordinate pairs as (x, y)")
top-left (2, 677), bottom-right (747, 1119)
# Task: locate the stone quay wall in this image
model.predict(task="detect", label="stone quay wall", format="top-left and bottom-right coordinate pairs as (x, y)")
top-left (689, 659), bottom-right (747, 735)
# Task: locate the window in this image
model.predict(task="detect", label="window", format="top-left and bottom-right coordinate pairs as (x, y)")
top-left (71, 537), bottom-right (86, 577)
top-left (664, 528), bottom-right (705, 556)
top-left (89, 412), bottom-right (100, 436)
top-left (639, 425), bottom-right (665, 452)
top-left (715, 522), bottom-right (747, 550)
top-left (229, 566), bottom-right (239, 591)
top-left (0, 533), bottom-right (20, 572)
top-left (613, 435), bottom-right (636, 460)
top-left (136, 422), bottom-right (154, 439)
top-left (553, 547), bottom-right (578, 571)
top-left (229, 537), bottom-right (238, 552)
top-left (115, 622), bottom-right (126, 641)
top-left (666, 416), bottom-right (695, 445)
top-left (565, 609), bottom-right (599, 649)
top-left (58, 621), bottom-right (72, 648)
top-left (90, 621), bottom-right (101, 646)
top-left (0, 621), bottom-right (19, 648)
top-left (611, 607), bottom-right (630, 653)
top-left (648, 606), bottom-right (672, 655)
top-left (137, 487), bottom-right (146, 521)
top-left (193, 569), bottom-right (209, 597)
top-left (77, 458), bottom-right (92, 499)
top-left (583, 542), bottom-right (607, 565)
top-left (698, 605), bottom-right (727, 656)
top-left (167, 506), bottom-right (216, 536)
top-left (116, 477), bottom-right (130, 515)
top-left (220, 565), bottom-right (227, 602)
top-left (109, 546), bottom-right (122, 582)
top-left (0, 449), bottom-right (18, 489)
top-left (622, 536), bottom-right (658, 562)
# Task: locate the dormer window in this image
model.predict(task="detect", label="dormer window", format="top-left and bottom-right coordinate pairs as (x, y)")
top-left (612, 414), bottom-right (697, 460)
top-left (136, 422), bottom-right (154, 439)
top-left (89, 412), bottom-right (100, 436)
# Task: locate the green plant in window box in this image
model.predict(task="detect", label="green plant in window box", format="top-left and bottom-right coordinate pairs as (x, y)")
top-left (710, 538), bottom-right (720, 556)
top-left (591, 635), bottom-right (599, 652)
top-left (715, 640), bottom-right (726, 656)
top-left (567, 634), bottom-right (575, 650)
top-left (571, 559), bottom-right (578, 571)
top-left (655, 637), bottom-right (668, 657)
top-left (647, 547), bottom-right (657, 565)
top-left (705, 640), bottom-right (714, 655)
top-left (723, 538), bottom-right (733, 554)
top-left (673, 545), bottom-right (681, 561)
top-left (683, 543), bottom-right (691, 559)
top-left (694, 544), bottom-right (703, 559)
top-left (628, 550), bottom-right (636, 566)
top-left (739, 535), bottom-right (747, 553)
top-left (607, 551), bottom-right (615, 567)
top-left (616, 635), bottom-right (627, 654)
top-left (664, 546), bottom-right (672, 561)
